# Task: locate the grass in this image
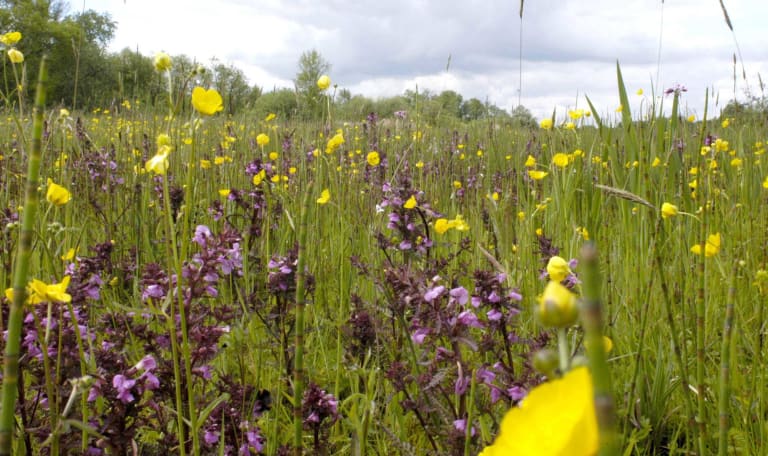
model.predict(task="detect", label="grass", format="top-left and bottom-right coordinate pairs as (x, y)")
top-left (0, 61), bottom-right (766, 455)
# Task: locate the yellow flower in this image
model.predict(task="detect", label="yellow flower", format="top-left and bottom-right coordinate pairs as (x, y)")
top-left (434, 218), bottom-right (451, 234)
top-left (200, 159), bottom-right (211, 169)
top-left (218, 189), bottom-right (231, 197)
top-left (317, 75), bottom-right (331, 90)
top-left (61, 248), bottom-right (76, 261)
top-left (415, 160), bottom-right (424, 168)
top-left (269, 152), bottom-right (278, 161)
top-left (546, 256), bottom-right (571, 282)
top-left (636, 88), bottom-right (644, 96)
top-left (317, 188), bottom-right (331, 205)
top-left (651, 157), bottom-right (661, 167)
top-left (0, 31), bottom-right (22, 46)
top-left (28, 276), bottom-right (72, 304)
top-left (252, 169), bottom-right (266, 185)
top-left (480, 367), bottom-right (597, 456)
top-left (552, 153), bottom-right (569, 168)
top-left (690, 232), bottom-right (721, 257)
top-left (325, 132), bottom-right (345, 154)
top-left (687, 114), bottom-right (696, 122)
top-left (568, 109), bottom-right (584, 120)
top-left (730, 157), bottom-right (742, 168)
top-left (256, 133), bottom-right (270, 147)
top-left (540, 118), bottom-right (553, 130)
top-left (453, 180), bottom-right (462, 190)
top-left (721, 118), bottom-right (730, 128)
top-left (7, 48), bottom-right (23, 64)
top-left (528, 170), bottom-right (548, 180)
top-left (191, 87), bottom-right (223, 116)
top-left (46, 178), bottom-right (72, 206)
top-left (763, 176), bottom-right (768, 189)
top-left (366, 151), bottom-right (380, 166)
top-left (264, 112), bottom-right (276, 122)
top-left (615, 104), bottom-right (623, 113)
top-left (145, 146), bottom-right (171, 175)
top-left (153, 52), bottom-right (172, 72)
top-left (403, 195), bottom-right (417, 209)
top-left (524, 155), bottom-right (536, 167)
top-left (661, 202), bottom-right (679, 219)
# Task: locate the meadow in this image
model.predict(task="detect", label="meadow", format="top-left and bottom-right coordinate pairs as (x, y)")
top-left (1, 49), bottom-right (767, 455)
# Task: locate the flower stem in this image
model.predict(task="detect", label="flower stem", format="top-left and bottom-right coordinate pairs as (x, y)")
top-left (557, 328), bottom-right (570, 374)
top-left (293, 180), bottom-right (314, 456)
top-left (580, 243), bottom-right (619, 455)
top-left (0, 56), bottom-right (47, 456)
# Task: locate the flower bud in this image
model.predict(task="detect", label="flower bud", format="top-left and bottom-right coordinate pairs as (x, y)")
top-left (532, 349), bottom-right (559, 377)
top-left (153, 52), bottom-right (172, 72)
top-left (536, 280), bottom-right (579, 328)
top-left (546, 256), bottom-right (571, 282)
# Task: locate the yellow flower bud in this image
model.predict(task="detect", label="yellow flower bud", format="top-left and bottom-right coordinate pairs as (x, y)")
top-left (153, 52), bottom-right (172, 72)
top-left (537, 280), bottom-right (579, 328)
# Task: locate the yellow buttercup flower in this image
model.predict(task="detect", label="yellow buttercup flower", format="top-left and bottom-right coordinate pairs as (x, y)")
top-left (191, 87), bottom-right (223, 116)
top-left (46, 178), bottom-right (72, 206)
top-left (479, 367), bottom-right (597, 456)
top-left (366, 151), bottom-right (380, 167)
top-left (317, 189), bottom-right (331, 205)
top-left (317, 75), bottom-right (331, 90)
top-left (403, 195), bottom-right (417, 209)
top-left (552, 153), bottom-right (569, 168)
top-left (264, 112), bottom-right (276, 122)
top-left (546, 256), bottom-right (571, 282)
top-left (0, 31), bottom-right (22, 46)
top-left (153, 52), bottom-right (172, 72)
top-left (256, 133), bottom-right (270, 147)
top-left (524, 155), bottom-right (536, 167)
top-left (763, 176), bottom-right (768, 189)
top-left (690, 232), bottom-right (721, 257)
top-left (7, 48), bottom-right (23, 64)
top-left (661, 202), bottom-right (679, 219)
top-left (434, 218), bottom-right (450, 234)
top-left (28, 276), bottom-right (72, 304)
top-left (528, 170), bottom-right (548, 180)
top-left (325, 131), bottom-right (345, 154)
top-left (540, 118), bottom-right (553, 130)
top-left (145, 146), bottom-right (171, 175)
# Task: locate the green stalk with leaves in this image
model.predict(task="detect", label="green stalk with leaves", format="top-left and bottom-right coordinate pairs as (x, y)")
top-left (0, 56), bottom-right (47, 455)
top-left (293, 180), bottom-right (314, 455)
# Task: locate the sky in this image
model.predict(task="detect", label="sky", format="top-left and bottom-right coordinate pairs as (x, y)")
top-left (81, 0), bottom-right (768, 120)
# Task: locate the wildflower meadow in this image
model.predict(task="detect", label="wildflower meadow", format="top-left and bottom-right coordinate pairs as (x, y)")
top-left (1, 12), bottom-right (768, 456)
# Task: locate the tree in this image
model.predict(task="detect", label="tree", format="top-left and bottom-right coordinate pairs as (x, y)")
top-left (252, 88), bottom-right (298, 121)
top-left (0, 0), bottom-right (116, 108)
top-left (461, 98), bottom-right (487, 121)
top-left (294, 49), bottom-right (331, 119)
top-left (509, 105), bottom-right (537, 128)
top-left (210, 62), bottom-right (253, 115)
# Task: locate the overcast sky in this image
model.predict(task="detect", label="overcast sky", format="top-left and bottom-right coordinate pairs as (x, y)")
top-left (83, 0), bottom-right (767, 120)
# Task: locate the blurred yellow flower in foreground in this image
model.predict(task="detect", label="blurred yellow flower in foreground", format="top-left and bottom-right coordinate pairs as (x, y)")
top-left (537, 280), bottom-right (578, 328)
top-left (479, 367), bottom-right (597, 456)
top-left (46, 178), bottom-right (71, 206)
top-left (0, 31), bottom-right (22, 46)
top-left (145, 146), bottom-right (171, 175)
top-left (7, 48), bottom-right (23, 64)
top-left (191, 87), bottom-right (223, 116)
top-left (690, 232), bottom-right (721, 257)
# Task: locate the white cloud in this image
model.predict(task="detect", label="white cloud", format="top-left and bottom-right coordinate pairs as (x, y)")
top-left (84, 0), bottom-right (768, 119)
